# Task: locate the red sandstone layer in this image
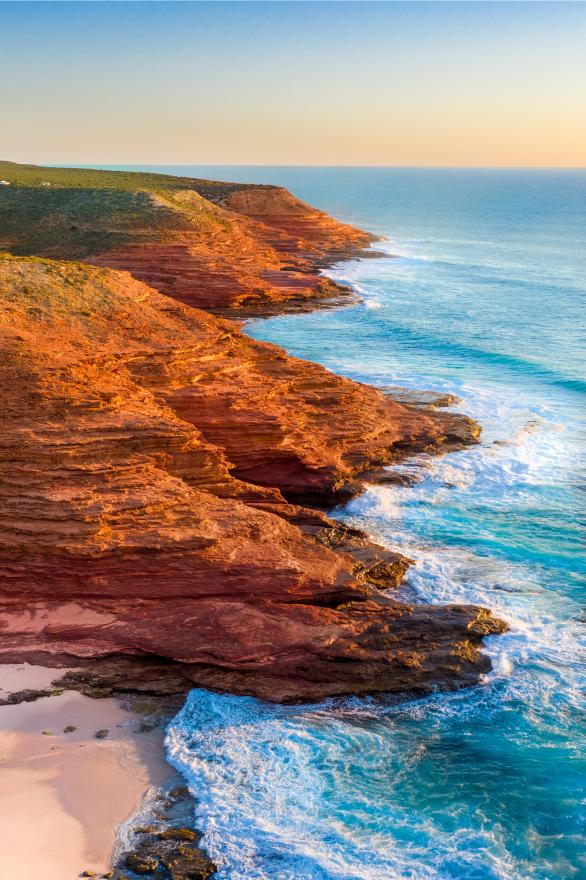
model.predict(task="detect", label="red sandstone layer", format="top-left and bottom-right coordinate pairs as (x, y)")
top-left (0, 254), bottom-right (506, 701)
top-left (0, 168), bottom-right (377, 316)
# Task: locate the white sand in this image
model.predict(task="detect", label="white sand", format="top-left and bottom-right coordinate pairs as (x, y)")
top-left (0, 664), bottom-right (171, 880)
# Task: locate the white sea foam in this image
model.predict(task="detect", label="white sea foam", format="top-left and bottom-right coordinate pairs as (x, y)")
top-left (166, 689), bottom-right (518, 880)
top-left (165, 391), bottom-right (585, 878)
top-left (166, 173), bottom-right (586, 880)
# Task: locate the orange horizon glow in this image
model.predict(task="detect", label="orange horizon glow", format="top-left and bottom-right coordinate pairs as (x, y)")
top-left (1, 2), bottom-right (585, 169)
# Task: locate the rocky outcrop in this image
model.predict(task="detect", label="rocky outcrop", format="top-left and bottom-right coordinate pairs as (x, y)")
top-left (118, 784), bottom-right (217, 880)
top-left (0, 162), bottom-right (377, 316)
top-left (0, 253), bottom-right (506, 701)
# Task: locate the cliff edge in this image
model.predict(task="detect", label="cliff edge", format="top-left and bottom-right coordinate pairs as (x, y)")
top-left (0, 163), bottom-right (506, 702)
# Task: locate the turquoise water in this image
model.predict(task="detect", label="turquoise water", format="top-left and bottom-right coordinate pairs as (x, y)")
top-left (150, 168), bottom-right (585, 880)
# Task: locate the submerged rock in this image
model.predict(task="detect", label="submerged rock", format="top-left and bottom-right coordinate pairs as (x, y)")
top-left (161, 842), bottom-right (216, 880)
top-left (157, 828), bottom-right (197, 842)
top-left (123, 821), bottom-right (216, 880)
top-left (124, 853), bottom-right (158, 874)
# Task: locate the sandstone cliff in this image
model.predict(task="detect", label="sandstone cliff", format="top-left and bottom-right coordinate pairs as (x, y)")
top-left (0, 161), bottom-right (376, 315)
top-left (0, 251), bottom-right (506, 702)
top-left (0, 162), bottom-right (507, 702)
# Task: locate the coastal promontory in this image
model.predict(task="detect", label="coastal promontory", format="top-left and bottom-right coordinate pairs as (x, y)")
top-left (0, 162), bottom-right (507, 703)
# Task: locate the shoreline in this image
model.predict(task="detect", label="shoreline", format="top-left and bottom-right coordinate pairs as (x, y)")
top-left (0, 245), bottom-right (498, 879)
top-left (0, 664), bottom-right (173, 879)
top-left (0, 386), bottom-right (486, 880)
top-left (0, 165), bottom-right (507, 878)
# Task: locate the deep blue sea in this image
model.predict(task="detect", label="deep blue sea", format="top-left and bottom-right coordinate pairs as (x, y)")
top-left (112, 167), bottom-right (585, 879)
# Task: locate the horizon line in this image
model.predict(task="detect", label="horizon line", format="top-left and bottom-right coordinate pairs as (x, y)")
top-left (4, 158), bottom-right (586, 172)
top-left (29, 161), bottom-right (586, 172)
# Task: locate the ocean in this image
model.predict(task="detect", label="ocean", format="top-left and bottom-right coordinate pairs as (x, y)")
top-left (116, 167), bottom-right (585, 880)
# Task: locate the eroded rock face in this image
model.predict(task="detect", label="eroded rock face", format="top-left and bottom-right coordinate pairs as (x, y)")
top-left (0, 167), bottom-right (377, 316)
top-left (0, 254), bottom-right (506, 701)
top-left (88, 186), bottom-right (376, 317)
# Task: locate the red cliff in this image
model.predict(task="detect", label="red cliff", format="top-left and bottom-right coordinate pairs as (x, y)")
top-left (0, 162), bottom-right (377, 316)
top-left (0, 252), bottom-right (506, 702)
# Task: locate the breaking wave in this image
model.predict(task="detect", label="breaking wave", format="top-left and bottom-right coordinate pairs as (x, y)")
top-left (166, 169), bottom-right (586, 880)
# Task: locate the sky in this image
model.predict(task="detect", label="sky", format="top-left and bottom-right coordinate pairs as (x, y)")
top-left (1, 1), bottom-right (585, 167)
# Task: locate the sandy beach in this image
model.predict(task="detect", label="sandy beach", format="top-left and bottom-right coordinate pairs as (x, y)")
top-left (0, 664), bottom-right (172, 880)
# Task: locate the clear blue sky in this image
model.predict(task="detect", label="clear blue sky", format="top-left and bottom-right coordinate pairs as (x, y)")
top-left (2, 1), bottom-right (585, 166)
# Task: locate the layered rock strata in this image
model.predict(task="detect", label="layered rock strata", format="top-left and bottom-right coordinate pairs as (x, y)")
top-left (0, 161), bottom-right (377, 315)
top-left (0, 252), bottom-right (506, 702)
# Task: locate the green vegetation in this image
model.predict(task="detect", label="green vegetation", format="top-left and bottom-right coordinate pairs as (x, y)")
top-left (1, 253), bottom-right (139, 323)
top-left (0, 159), bottom-right (270, 201)
top-left (0, 160), bottom-right (247, 258)
top-left (0, 186), bottom-right (184, 257)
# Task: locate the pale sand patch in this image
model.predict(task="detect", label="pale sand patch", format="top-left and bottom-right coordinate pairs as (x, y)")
top-left (0, 664), bottom-right (172, 880)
